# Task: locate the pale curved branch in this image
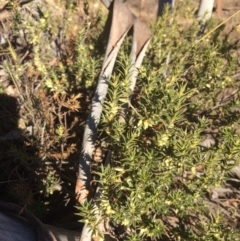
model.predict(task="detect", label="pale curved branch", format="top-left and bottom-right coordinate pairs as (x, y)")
top-left (75, 0), bottom-right (134, 205)
top-left (197, 0), bottom-right (214, 23)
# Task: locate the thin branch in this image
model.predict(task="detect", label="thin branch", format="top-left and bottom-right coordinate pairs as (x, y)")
top-left (75, 0), bottom-right (134, 205)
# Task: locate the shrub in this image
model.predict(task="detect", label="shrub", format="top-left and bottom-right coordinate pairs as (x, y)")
top-left (78, 3), bottom-right (240, 241)
top-left (1, 1), bottom-right (240, 240)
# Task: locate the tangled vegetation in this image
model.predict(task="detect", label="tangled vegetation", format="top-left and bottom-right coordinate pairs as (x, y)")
top-left (1, 0), bottom-right (240, 240)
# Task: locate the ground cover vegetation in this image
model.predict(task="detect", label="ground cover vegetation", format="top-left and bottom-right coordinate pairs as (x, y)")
top-left (0, 0), bottom-right (240, 240)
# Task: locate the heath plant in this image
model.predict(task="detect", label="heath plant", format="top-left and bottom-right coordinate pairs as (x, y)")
top-left (1, 0), bottom-right (240, 240)
top-left (77, 2), bottom-right (240, 241)
top-left (0, 0), bottom-right (102, 217)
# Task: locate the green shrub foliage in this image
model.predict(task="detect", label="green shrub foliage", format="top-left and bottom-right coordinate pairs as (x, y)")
top-left (1, 1), bottom-right (240, 240)
top-left (79, 4), bottom-right (240, 241)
